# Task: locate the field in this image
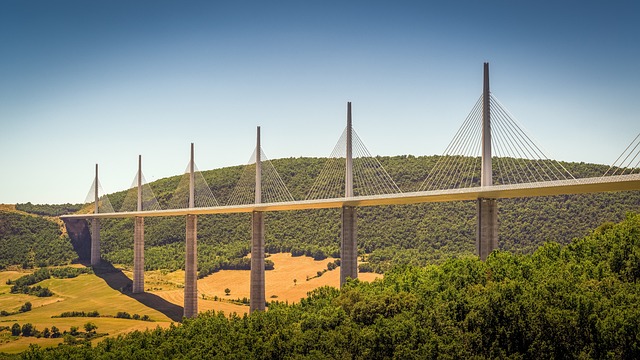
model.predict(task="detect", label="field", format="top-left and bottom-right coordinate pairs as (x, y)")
top-left (0, 254), bottom-right (381, 353)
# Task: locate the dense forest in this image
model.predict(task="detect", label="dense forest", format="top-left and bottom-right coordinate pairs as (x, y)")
top-left (0, 211), bottom-right (76, 269)
top-left (22, 213), bottom-right (640, 359)
top-left (1, 156), bottom-right (639, 274)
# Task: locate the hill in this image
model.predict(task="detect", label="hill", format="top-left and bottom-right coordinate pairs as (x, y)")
top-left (96, 156), bottom-right (640, 275)
top-left (23, 212), bottom-right (640, 358)
top-left (0, 211), bottom-right (77, 269)
top-left (2, 156), bottom-right (639, 274)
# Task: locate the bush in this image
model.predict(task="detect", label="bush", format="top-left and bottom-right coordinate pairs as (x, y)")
top-left (116, 312), bottom-right (131, 319)
top-left (84, 322), bottom-right (97, 333)
top-left (69, 326), bottom-right (79, 336)
top-left (50, 326), bottom-right (61, 338)
top-left (21, 323), bottom-right (34, 337)
top-left (11, 323), bottom-right (20, 336)
top-left (19, 302), bottom-right (32, 313)
top-left (358, 263), bottom-right (374, 273)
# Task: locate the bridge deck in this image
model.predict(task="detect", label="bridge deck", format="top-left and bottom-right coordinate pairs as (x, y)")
top-left (60, 174), bottom-right (640, 219)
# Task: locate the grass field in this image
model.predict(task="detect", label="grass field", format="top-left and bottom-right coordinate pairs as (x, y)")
top-left (0, 253), bottom-right (381, 353)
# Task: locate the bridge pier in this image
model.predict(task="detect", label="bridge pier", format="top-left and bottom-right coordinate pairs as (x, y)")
top-left (90, 164), bottom-right (101, 266)
top-left (184, 214), bottom-right (198, 318)
top-left (477, 198), bottom-right (498, 260)
top-left (250, 127), bottom-right (266, 313)
top-left (250, 211), bottom-right (265, 312)
top-left (476, 62), bottom-right (498, 260)
top-left (340, 102), bottom-right (358, 286)
top-left (132, 155), bottom-right (145, 293)
top-left (132, 217), bottom-right (144, 293)
top-left (90, 218), bottom-right (101, 266)
top-left (340, 206), bottom-right (357, 286)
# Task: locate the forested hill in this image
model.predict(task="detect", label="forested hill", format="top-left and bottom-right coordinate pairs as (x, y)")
top-left (0, 210), bottom-right (77, 269)
top-left (3, 156), bottom-right (640, 273)
top-left (95, 156), bottom-right (639, 275)
top-left (24, 212), bottom-right (640, 358)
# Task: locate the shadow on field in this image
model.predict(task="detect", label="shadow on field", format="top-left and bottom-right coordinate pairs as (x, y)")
top-left (93, 262), bottom-right (184, 322)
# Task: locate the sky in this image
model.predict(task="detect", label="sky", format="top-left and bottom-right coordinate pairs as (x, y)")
top-left (0, 0), bottom-right (638, 204)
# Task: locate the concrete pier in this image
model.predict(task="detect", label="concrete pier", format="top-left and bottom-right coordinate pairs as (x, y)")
top-left (133, 155), bottom-right (145, 294)
top-left (184, 214), bottom-right (198, 318)
top-left (133, 217), bottom-right (145, 293)
top-left (340, 206), bottom-right (357, 286)
top-left (250, 127), bottom-right (266, 313)
top-left (250, 211), bottom-right (265, 312)
top-left (90, 164), bottom-right (101, 266)
top-left (477, 199), bottom-right (498, 260)
top-left (184, 144), bottom-right (198, 318)
top-left (477, 62), bottom-right (498, 260)
top-left (90, 218), bottom-right (100, 265)
top-left (340, 102), bottom-right (358, 287)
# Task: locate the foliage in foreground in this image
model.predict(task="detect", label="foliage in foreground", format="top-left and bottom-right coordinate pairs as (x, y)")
top-left (23, 213), bottom-right (640, 359)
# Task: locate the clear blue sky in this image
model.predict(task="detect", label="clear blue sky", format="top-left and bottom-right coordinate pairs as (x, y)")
top-left (1, 0), bottom-right (638, 204)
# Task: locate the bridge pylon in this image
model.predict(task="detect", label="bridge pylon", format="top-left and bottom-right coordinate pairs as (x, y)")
top-left (477, 62), bottom-right (498, 260)
top-left (90, 164), bottom-right (101, 266)
top-left (250, 126), bottom-right (266, 313)
top-left (133, 155), bottom-right (145, 294)
top-left (184, 143), bottom-right (199, 318)
top-left (340, 102), bottom-right (358, 287)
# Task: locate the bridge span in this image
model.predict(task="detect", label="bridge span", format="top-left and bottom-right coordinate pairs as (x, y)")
top-left (60, 63), bottom-right (640, 318)
top-left (62, 174), bottom-right (640, 219)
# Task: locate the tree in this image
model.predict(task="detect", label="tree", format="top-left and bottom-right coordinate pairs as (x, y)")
top-left (21, 323), bottom-right (34, 337)
top-left (50, 326), bottom-right (61, 338)
top-left (225, 288), bottom-right (231, 296)
top-left (84, 322), bottom-right (97, 333)
top-left (293, 279), bottom-right (297, 286)
top-left (42, 327), bottom-right (51, 338)
top-left (19, 301), bottom-right (32, 312)
top-left (11, 323), bottom-right (20, 336)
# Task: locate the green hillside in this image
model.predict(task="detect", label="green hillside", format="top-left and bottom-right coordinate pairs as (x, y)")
top-left (0, 211), bottom-right (77, 269)
top-left (23, 212), bottom-right (640, 358)
top-left (97, 156), bottom-right (640, 275)
top-left (2, 156), bottom-right (639, 274)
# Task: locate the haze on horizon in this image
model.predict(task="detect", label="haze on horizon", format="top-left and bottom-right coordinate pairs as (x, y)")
top-left (1, 0), bottom-right (638, 204)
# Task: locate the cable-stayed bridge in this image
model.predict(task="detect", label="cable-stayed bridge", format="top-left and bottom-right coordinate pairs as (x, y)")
top-left (61, 63), bottom-right (640, 317)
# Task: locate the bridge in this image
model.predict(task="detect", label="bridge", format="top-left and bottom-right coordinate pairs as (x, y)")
top-left (61, 63), bottom-right (640, 318)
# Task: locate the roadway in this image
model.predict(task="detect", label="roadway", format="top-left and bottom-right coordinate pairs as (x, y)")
top-left (60, 174), bottom-right (640, 220)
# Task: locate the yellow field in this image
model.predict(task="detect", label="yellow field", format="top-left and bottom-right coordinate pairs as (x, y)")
top-left (0, 254), bottom-right (381, 353)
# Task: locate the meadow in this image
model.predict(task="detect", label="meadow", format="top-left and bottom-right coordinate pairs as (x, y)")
top-left (0, 254), bottom-right (380, 353)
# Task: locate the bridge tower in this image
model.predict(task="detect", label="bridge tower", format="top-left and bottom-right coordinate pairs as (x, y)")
top-left (250, 126), bottom-right (266, 313)
top-left (184, 143), bottom-right (198, 318)
top-left (90, 164), bottom-right (101, 266)
top-left (477, 62), bottom-right (498, 260)
top-left (133, 155), bottom-right (145, 294)
top-left (340, 102), bottom-right (358, 287)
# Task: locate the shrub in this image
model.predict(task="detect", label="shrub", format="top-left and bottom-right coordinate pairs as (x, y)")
top-left (116, 312), bottom-right (131, 319)
top-left (19, 301), bottom-right (32, 313)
